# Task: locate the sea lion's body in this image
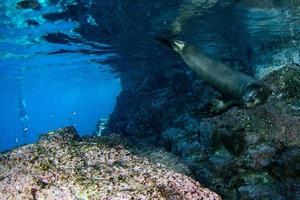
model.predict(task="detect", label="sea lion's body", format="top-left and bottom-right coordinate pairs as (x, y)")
top-left (180, 44), bottom-right (255, 101)
top-left (159, 38), bottom-right (270, 116)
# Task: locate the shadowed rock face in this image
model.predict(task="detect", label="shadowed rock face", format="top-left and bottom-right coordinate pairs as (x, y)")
top-left (106, 65), bottom-right (300, 199)
top-left (0, 127), bottom-right (221, 200)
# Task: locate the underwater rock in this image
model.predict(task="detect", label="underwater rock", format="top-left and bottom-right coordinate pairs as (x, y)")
top-left (0, 127), bottom-right (221, 200)
top-left (263, 65), bottom-right (300, 100)
top-left (107, 64), bottom-right (300, 199)
top-left (199, 65), bottom-right (300, 199)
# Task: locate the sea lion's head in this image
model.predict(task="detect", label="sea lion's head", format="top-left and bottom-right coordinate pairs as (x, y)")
top-left (242, 82), bottom-right (271, 108)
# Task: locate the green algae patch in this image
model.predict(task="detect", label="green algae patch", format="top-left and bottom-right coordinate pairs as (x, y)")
top-left (263, 65), bottom-right (300, 100)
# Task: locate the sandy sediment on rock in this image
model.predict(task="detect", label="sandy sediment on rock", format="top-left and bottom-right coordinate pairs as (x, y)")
top-left (0, 127), bottom-right (221, 200)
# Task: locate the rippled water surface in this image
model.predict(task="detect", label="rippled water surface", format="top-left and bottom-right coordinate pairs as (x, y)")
top-left (1, 0), bottom-right (300, 151)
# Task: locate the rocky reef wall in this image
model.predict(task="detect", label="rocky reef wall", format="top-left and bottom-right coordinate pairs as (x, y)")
top-left (106, 65), bottom-right (300, 199)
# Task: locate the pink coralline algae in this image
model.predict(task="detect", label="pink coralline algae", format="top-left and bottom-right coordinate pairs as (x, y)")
top-left (0, 127), bottom-right (221, 200)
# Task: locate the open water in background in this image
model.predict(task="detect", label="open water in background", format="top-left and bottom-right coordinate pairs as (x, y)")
top-left (0, 0), bottom-right (121, 151)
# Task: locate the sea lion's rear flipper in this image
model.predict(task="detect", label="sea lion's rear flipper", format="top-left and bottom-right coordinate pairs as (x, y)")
top-left (200, 98), bottom-right (238, 117)
top-left (156, 37), bottom-right (186, 52)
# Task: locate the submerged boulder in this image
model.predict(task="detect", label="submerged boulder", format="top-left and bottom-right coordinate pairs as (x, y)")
top-left (106, 64), bottom-right (300, 199)
top-left (0, 127), bottom-right (221, 200)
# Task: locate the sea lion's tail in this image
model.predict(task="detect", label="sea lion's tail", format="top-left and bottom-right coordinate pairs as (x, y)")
top-left (156, 37), bottom-right (185, 53)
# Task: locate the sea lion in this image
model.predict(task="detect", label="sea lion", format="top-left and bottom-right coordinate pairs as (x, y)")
top-left (158, 38), bottom-right (271, 116)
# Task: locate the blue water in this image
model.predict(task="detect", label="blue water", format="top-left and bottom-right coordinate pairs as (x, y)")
top-left (0, 0), bottom-right (121, 152)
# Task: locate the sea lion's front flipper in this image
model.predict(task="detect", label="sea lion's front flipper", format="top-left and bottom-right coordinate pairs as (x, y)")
top-left (200, 98), bottom-right (238, 117)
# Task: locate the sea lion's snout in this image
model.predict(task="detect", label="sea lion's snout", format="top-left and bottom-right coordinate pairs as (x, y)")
top-left (157, 37), bottom-right (185, 52)
top-left (243, 83), bottom-right (271, 108)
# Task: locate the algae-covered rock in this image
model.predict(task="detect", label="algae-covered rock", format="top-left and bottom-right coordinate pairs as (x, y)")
top-left (0, 127), bottom-right (221, 200)
top-left (263, 64), bottom-right (300, 100)
top-left (107, 64), bottom-right (300, 199)
top-left (197, 65), bottom-right (300, 199)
